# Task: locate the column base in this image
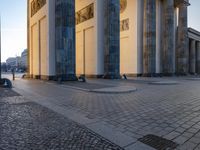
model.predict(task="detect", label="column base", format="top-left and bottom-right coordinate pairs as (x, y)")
top-left (33, 75), bottom-right (41, 79)
top-left (76, 74), bottom-right (104, 78)
top-left (142, 73), bottom-right (158, 77)
top-left (120, 73), bottom-right (143, 77)
top-left (103, 74), bottom-right (121, 79)
top-left (161, 73), bottom-right (175, 77)
top-left (28, 74), bottom-right (55, 80)
top-left (175, 72), bottom-right (188, 76)
top-left (56, 74), bottom-right (78, 81)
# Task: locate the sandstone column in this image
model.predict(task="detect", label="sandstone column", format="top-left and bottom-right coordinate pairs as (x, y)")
top-left (104, 0), bottom-right (120, 79)
top-left (162, 0), bottom-right (175, 75)
top-left (143, 0), bottom-right (156, 76)
top-left (196, 42), bottom-right (200, 74)
top-left (176, 0), bottom-right (190, 75)
top-left (189, 39), bottom-right (196, 74)
top-left (27, 0), bottom-right (30, 77)
top-left (55, 0), bottom-right (77, 81)
top-left (0, 14), bottom-right (1, 79)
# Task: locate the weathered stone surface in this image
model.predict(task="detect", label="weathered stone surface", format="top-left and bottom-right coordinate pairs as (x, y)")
top-left (55, 0), bottom-right (77, 81)
top-left (196, 42), bottom-right (200, 74)
top-left (143, 0), bottom-right (156, 76)
top-left (162, 0), bottom-right (175, 75)
top-left (176, 2), bottom-right (189, 74)
top-left (189, 39), bottom-right (196, 74)
top-left (104, 0), bottom-right (121, 79)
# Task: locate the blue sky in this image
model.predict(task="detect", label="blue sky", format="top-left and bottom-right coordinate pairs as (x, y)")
top-left (0, 0), bottom-right (200, 62)
top-left (0, 0), bottom-right (27, 62)
top-left (188, 0), bottom-right (200, 30)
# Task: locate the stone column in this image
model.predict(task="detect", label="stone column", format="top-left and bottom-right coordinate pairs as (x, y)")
top-left (0, 14), bottom-right (1, 79)
top-left (143, 0), bottom-right (156, 76)
top-left (162, 0), bottom-right (175, 75)
top-left (55, 0), bottom-right (77, 81)
top-left (196, 42), bottom-right (200, 74)
top-left (104, 0), bottom-right (120, 79)
top-left (176, 1), bottom-right (190, 75)
top-left (27, 0), bottom-right (30, 77)
top-left (189, 39), bottom-right (196, 74)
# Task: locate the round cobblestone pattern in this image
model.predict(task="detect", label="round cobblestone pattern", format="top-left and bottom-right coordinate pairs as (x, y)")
top-left (0, 89), bottom-right (123, 150)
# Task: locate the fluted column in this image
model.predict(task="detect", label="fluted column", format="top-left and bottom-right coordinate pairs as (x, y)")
top-left (55, 0), bottom-right (77, 81)
top-left (104, 0), bottom-right (120, 79)
top-left (176, 1), bottom-right (189, 75)
top-left (0, 14), bottom-right (1, 79)
top-left (27, 0), bottom-right (30, 77)
top-left (143, 0), bottom-right (156, 76)
top-left (197, 42), bottom-right (200, 74)
top-left (189, 39), bottom-right (196, 74)
top-left (162, 0), bottom-right (175, 75)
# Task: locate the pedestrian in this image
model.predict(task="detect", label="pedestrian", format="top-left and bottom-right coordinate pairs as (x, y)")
top-left (12, 68), bottom-right (15, 80)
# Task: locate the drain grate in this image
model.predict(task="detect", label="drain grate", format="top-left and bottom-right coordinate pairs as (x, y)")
top-left (138, 134), bottom-right (179, 150)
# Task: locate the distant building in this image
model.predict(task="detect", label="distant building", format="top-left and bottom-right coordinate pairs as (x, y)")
top-left (188, 28), bottom-right (200, 74)
top-left (5, 49), bottom-right (27, 72)
top-left (20, 49), bottom-right (28, 69)
top-left (1, 62), bottom-right (7, 72)
top-left (6, 57), bottom-right (18, 68)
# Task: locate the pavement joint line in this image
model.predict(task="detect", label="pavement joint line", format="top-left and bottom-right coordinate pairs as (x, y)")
top-left (60, 84), bottom-right (90, 92)
top-left (55, 83), bottom-right (137, 94)
top-left (123, 140), bottom-right (139, 148)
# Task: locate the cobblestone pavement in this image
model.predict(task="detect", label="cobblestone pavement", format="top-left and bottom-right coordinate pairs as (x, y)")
top-left (0, 88), bottom-right (123, 150)
top-left (0, 88), bottom-right (20, 97)
top-left (8, 76), bottom-right (200, 150)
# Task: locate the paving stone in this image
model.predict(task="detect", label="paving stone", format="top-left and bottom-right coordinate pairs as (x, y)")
top-left (182, 132), bottom-right (194, 138)
top-left (186, 127), bottom-right (200, 134)
top-left (188, 137), bottom-right (200, 144)
top-left (164, 131), bottom-right (180, 140)
top-left (194, 132), bottom-right (200, 138)
top-left (175, 127), bottom-right (187, 133)
top-left (174, 136), bottom-right (189, 145)
top-left (177, 141), bottom-right (197, 150)
top-left (86, 122), bottom-right (136, 147)
top-left (194, 144), bottom-right (200, 150)
top-left (125, 141), bottom-right (156, 150)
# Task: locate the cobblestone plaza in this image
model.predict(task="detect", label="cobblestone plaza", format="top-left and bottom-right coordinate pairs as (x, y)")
top-left (1, 75), bottom-right (200, 149)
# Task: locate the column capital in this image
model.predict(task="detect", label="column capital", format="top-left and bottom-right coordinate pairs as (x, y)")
top-left (174, 0), bottom-right (190, 7)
